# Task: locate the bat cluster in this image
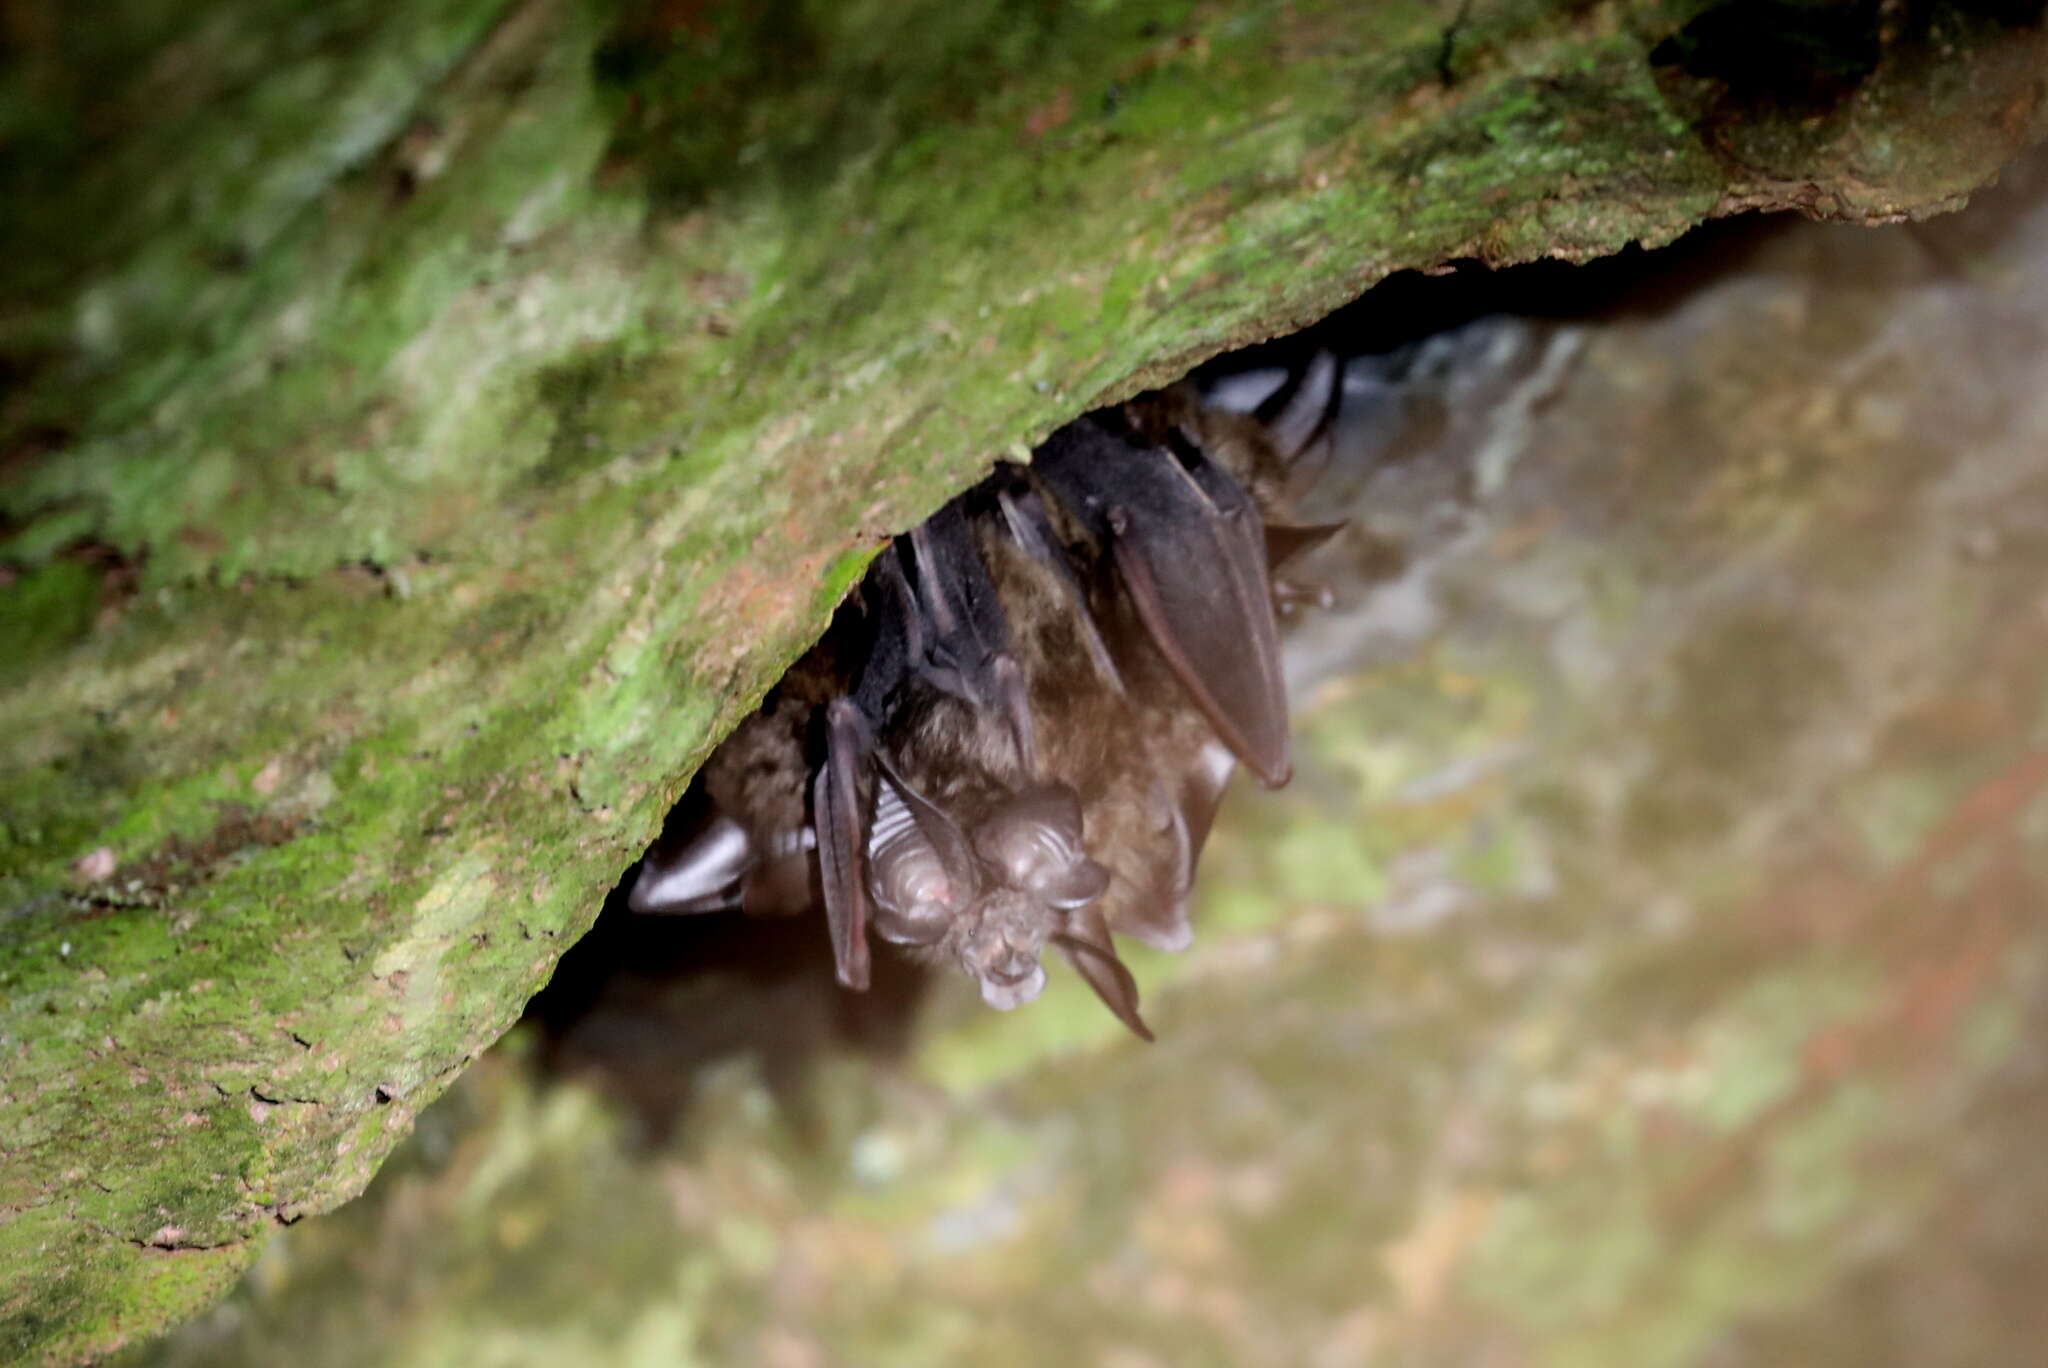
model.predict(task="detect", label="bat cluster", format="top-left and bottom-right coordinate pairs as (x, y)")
top-left (628, 358), bottom-right (1343, 1038)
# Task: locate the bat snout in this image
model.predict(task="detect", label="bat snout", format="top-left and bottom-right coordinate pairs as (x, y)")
top-left (974, 960), bottom-right (1047, 1010)
top-left (959, 907), bottom-right (1053, 1011)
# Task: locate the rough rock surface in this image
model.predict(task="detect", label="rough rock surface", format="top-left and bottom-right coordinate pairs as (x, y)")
top-left (2, 0), bottom-right (2043, 1359)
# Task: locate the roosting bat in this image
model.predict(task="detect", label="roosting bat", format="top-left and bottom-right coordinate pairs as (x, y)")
top-left (627, 358), bottom-right (1345, 1038)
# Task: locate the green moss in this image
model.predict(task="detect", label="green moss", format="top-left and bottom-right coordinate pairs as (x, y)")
top-left (0, 561), bottom-right (98, 682)
top-left (4, 0), bottom-right (2043, 1358)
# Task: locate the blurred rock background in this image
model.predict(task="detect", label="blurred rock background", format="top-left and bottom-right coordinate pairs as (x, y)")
top-left (123, 145), bottom-right (2048, 1368)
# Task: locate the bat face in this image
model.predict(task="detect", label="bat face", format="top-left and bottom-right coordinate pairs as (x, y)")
top-left (864, 768), bottom-right (1108, 1010)
top-left (629, 357), bottom-right (1344, 1037)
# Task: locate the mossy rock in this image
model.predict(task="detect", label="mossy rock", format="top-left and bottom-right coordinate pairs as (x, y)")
top-left (2, 0), bottom-right (2042, 1360)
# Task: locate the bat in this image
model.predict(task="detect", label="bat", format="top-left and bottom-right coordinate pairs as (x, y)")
top-left (627, 356), bottom-right (1345, 1038)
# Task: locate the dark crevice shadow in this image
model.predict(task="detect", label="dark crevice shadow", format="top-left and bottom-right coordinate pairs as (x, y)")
top-left (526, 836), bottom-right (930, 1150)
top-left (1196, 211), bottom-right (1800, 387)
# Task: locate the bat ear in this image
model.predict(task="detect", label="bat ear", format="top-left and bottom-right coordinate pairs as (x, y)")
top-left (1055, 905), bottom-right (1154, 1042)
top-left (974, 784), bottom-right (1108, 908)
top-left (815, 699), bottom-right (875, 991)
top-left (1043, 857), bottom-right (1111, 910)
top-left (873, 756), bottom-right (978, 887)
top-left (867, 764), bottom-right (973, 946)
top-left (628, 810), bottom-right (755, 914)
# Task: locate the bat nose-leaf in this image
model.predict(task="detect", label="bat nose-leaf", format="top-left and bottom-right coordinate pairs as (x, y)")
top-left (977, 963), bottom-right (1047, 1010)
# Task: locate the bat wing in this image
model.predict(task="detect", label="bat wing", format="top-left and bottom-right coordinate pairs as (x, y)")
top-left (1173, 739), bottom-right (1238, 879)
top-left (1114, 739), bottom-right (1236, 953)
top-left (814, 698), bottom-right (874, 991)
top-left (903, 505), bottom-right (1037, 770)
top-left (995, 477), bottom-right (1126, 695)
top-left (850, 546), bottom-right (921, 721)
top-left (1035, 420), bottom-right (1292, 788)
top-left (627, 810), bottom-right (754, 914)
